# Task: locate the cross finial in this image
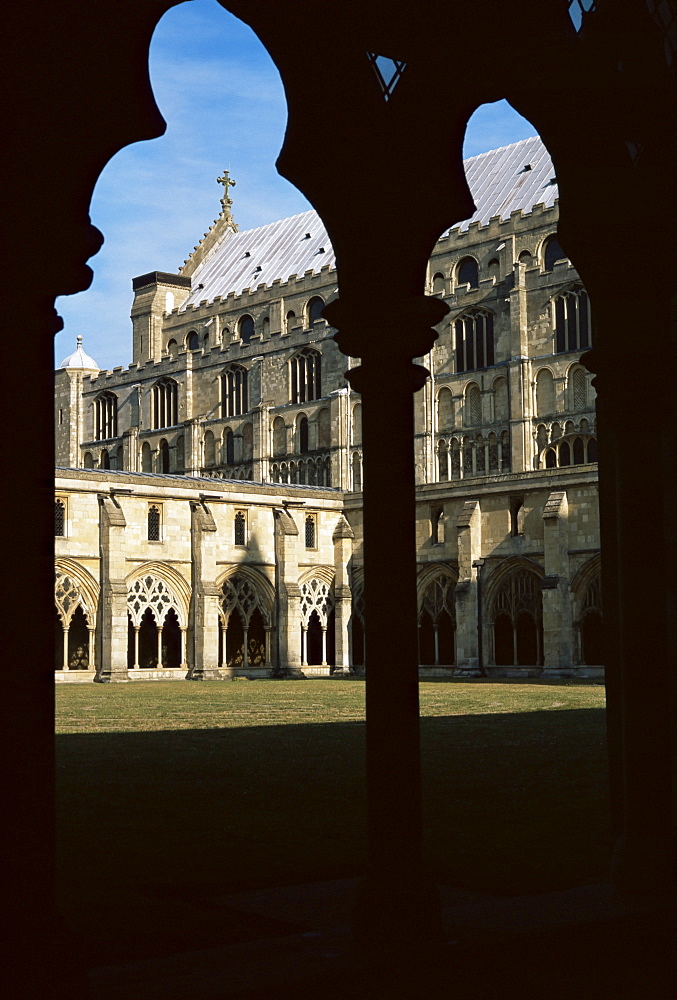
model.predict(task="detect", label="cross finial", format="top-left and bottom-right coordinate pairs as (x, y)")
top-left (217, 169), bottom-right (236, 215)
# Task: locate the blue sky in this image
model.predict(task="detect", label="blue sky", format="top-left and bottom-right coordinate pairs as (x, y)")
top-left (55, 0), bottom-right (540, 372)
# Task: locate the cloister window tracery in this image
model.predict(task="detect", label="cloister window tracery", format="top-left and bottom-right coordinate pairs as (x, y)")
top-left (490, 568), bottom-right (543, 666)
top-left (418, 573), bottom-right (456, 666)
top-left (219, 574), bottom-right (272, 672)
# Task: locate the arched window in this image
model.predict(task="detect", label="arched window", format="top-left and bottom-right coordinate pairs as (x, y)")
top-left (238, 314), bottom-right (255, 344)
top-left (437, 387), bottom-right (453, 430)
top-left (116, 444), bottom-right (124, 470)
top-left (262, 316), bottom-right (270, 338)
top-left (438, 439), bottom-right (449, 482)
top-left (141, 441), bottom-right (152, 473)
top-left (536, 368), bottom-right (555, 416)
top-left (572, 436), bottom-right (585, 464)
top-left (95, 392), bottom-right (117, 440)
top-left (272, 416), bottom-right (286, 457)
top-left (456, 256), bottom-right (479, 289)
top-left (153, 378), bottom-right (178, 429)
top-left (465, 384), bottom-right (482, 426)
top-left (159, 438), bottom-right (170, 473)
top-left (83, 452), bottom-right (93, 469)
top-left (518, 249), bottom-right (532, 264)
top-left (306, 296), bottom-right (325, 326)
top-left (234, 511), bottom-right (246, 546)
top-left (100, 449), bottom-right (110, 469)
top-left (545, 447), bottom-right (557, 468)
top-left (553, 286), bottom-right (592, 353)
top-left (543, 234), bottom-right (567, 271)
top-left (298, 416), bottom-right (309, 453)
top-left (204, 429), bottom-right (215, 467)
top-left (352, 403), bottom-right (362, 444)
top-left (492, 377), bottom-right (508, 423)
top-left (418, 573), bottom-right (456, 666)
top-left (305, 514), bottom-right (316, 548)
top-left (55, 499), bottom-right (65, 537)
top-left (166, 339), bottom-right (178, 359)
top-left (148, 505), bottom-right (161, 541)
top-left (291, 348), bottom-right (321, 404)
top-left (286, 310), bottom-right (296, 334)
top-left (318, 407), bottom-right (331, 449)
top-left (559, 440), bottom-right (571, 466)
top-left (203, 330), bottom-right (210, 349)
top-left (572, 367), bottom-right (588, 410)
top-left (242, 422), bottom-right (253, 462)
top-left (587, 437), bottom-right (598, 463)
top-left (432, 272), bottom-right (445, 295)
top-left (175, 435), bottom-right (184, 471)
top-left (352, 451), bottom-right (362, 491)
top-left (186, 330), bottom-right (200, 351)
top-left (454, 310), bottom-right (494, 372)
top-left (221, 364), bottom-right (248, 417)
top-left (225, 429), bottom-right (235, 466)
top-left (487, 258), bottom-right (500, 280)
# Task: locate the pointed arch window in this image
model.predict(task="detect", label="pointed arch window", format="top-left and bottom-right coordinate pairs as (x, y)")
top-left (299, 416), bottom-right (309, 453)
top-left (454, 310), bottom-right (494, 373)
top-left (291, 348), bottom-right (321, 404)
top-left (305, 514), bottom-right (316, 549)
top-left (95, 391), bottom-right (118, 440)
top-left (153, 378), bottom-right (178, 429)
top-left (221, 364), bottom-right (248, 417)
top-left (553, 286), bottom-right (592, 353)
top-left (225, 429), bottom-right (235, 466)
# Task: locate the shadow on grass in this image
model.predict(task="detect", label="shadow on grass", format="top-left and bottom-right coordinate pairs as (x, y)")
top-left (56, 707), bottom-right (609, 965)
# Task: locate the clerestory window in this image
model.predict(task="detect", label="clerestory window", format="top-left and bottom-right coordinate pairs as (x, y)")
top-left (455, 311), bottom-right (494, 373)
top-left (221, 365), bottom-right (248, 417)
top-left (291, 349), bottom-right (321, 404)
top-left (95, 392), bottom-right (118, 441)
top-left (153, 378), bottom-right (178, 429)
top-left (553, 286), bottom-right (592, 353)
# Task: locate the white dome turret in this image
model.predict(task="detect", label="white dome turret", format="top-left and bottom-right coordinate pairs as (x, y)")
top-left (58, 336), bottom-right (99, 371)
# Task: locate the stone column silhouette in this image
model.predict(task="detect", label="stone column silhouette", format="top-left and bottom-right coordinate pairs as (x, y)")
top-left (97, 495), bottom-right (129, 682)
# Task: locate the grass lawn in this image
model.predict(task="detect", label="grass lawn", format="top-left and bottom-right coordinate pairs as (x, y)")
top-left (56, 679), bottom-right (609, 963)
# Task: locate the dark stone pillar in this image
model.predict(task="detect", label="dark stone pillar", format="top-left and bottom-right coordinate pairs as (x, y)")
top-left (325, 295), bottom-right (448, 955)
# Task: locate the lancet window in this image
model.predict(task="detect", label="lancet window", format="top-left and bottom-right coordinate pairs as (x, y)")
top-left (291, 348), bottom-right (321, 404)
top-left (234, 511), bottom-right (247, 546)
top-left (305, 514), bottom-right (316, 548)
top-left (148, 504), bottom-right (161, 541)
top-left (553, 286), bottom-right (592, 353)
top-left (455, 310), bottom-right (495, 373)
top-left (221, 365), bottom-right (248, 417)
top-left (153, 378), bottom-right (178, 429)
top-left (95, 392), bottom-right (118, 441)
top-left (55, 498), bottom-right (66, 537)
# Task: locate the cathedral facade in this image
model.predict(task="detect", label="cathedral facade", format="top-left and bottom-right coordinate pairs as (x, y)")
top-left (55, 136), bottom-right (603, 682)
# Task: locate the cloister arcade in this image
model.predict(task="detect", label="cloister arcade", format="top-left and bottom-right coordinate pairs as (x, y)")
top-left (126, 568), bottom-right (189, 670)
top-left (218, 569), bottom-right (275, 671)
top-left (54, 560), bottom-right (99, 671)
top-left (299, 571), bottom-right (336, 668)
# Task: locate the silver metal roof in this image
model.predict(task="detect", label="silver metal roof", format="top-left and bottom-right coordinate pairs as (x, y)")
top-left (183, 136), bottom-right (557, 309)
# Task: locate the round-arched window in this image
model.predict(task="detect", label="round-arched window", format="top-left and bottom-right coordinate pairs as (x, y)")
top-left (543, 235), bottom-right (567, 271)
top-left (307, 296), bottom-right (324, 326)
top-left (186, 330), bottom-right (200, 351)
top-left (239, 315), bottom-right (255, 344)
top-left (456, 257), bottom-right (479, 289)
